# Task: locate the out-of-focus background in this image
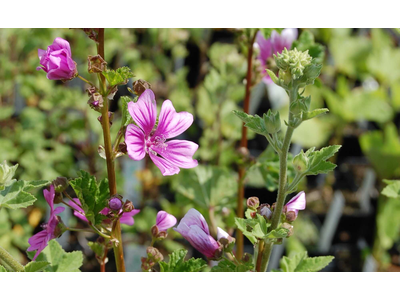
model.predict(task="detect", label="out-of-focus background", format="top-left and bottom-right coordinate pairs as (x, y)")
top-left (1, 28), bottom-right (400, 271)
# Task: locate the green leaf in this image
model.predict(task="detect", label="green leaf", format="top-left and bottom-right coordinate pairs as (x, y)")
top-left (0, 160), bottom-right (18, 187)
top-left (28, 240), bottom-right (83, 272)
top-left (0, 265), bottom-right (8, 272)
top-left (381, 180), bottom-right (400, 199)
top-left (280, 251), bottom-right (334, 272)
top-left (302, 108), bottom-right (329, 121)
top-left (102, 66), bottom-right (134, 86)
top-left (234, 215), bottom-right (272, 245)
top-left (304, 145), bottom-right (341, 176)
top-left (232, 110), bottom-right (267, 136)
top-left (22, 180), bottom-right (51, 192)
top-left (159, 249), bottom-right (207, 272)
top-left (265, 228), bottom-right (289, 239)
top-left (24, 261), bottom-right (50, 272)
top-left (211, 258), bottom-right (254, 272)
top-left (0, 180), bottom-right (37, 209)
top-left (173, 165), bottom-right (237, 209)
top-left (119, 96), bottom-right (136, 127)
top-left (69, 171), bottom-right (109, 225)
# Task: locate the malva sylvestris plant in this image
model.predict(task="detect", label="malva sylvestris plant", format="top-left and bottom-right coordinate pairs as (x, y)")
top-left (0, 29), bottom-right (340, 272)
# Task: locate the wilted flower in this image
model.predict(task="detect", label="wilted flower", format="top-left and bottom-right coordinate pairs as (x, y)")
top-left (125, 89), bottom-right (198, 176)
top-left (256, 29), bottom-right (298, 84)
top-left (155, 210), bottom-right (177, 232)
top-left (174, 208), bottom-right (220, 258)
top-left (37, 37), bottom-right (77, 81)
top-left (285, 191), bottom-right (306, 217)
top-left (68, 198), bottom-right (140, 226)
top-left (28, 185), bottom-right (65, 260)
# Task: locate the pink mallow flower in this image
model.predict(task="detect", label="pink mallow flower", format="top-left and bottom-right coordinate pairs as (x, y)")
top-left (68, 198), bottom-right (140, 226)
top-left (285, 191), bottom-right (306, 216)
top-left (155, 210), bottom-right (177, 232)
top-left (28, 185), bottom-right (65, 261)
top-left (125, 89), bottom-right (198, 176)
top-left (37, 37), bottom-right (77, 81)
top-left (255, 29), bottom-right (298, 84)
top-left (174, 208), bottom-right (220, 259)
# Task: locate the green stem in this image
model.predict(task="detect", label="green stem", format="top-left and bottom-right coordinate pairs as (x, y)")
top-left (0, 246), bottom-right (24, 272)
top-left (77, 75), bottom-right (95, 87)
top-left (259, 89), bottom-right (297, 272)
top-left (97, 28), bottom-right (126, 272)
top-left (66, 227), bottom-right (96, 234)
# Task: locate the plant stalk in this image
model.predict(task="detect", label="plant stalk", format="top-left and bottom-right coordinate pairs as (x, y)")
top-left (237, 31), bottom-right (257, 259)
top-left (97, 28), bottom-right (126, 272)
top-left (0, 246), bottom-right (24, 272)
top-left (258, 89), bottom-right (297, 272)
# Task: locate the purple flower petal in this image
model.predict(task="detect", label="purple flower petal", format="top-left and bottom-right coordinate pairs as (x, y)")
top-left (174, 208), bottom-right (210, 236)
top-left (68, 198), bottom-right (88, 222)
top-left (154, 100), bottom-right (193, 139)
top-left (153, 140), bottom-right (198, 169)
top-left (149, 152), bottom-right (180, 176)
top-left (187, 225), bottom-right (220, 258)
top-left (43, 185), bottom-right (55, 210)
top-left (217, 227), bottom-right (229, 240)
top-left (125, 124), bottom-right (146, 161)
top-left (128, 89), bottom-right (157, 135)
top-left (156, 211), bottom-right (177, 232)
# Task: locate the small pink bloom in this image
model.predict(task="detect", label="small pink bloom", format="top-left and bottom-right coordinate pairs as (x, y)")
top-left (125, 89), bottom-right (198, 176)
top-left (174, 208), bottom-right (220, 258)
top-left (28, 185), bottom-right (65, 261)
top-left (37, 37), bottom-right (77, 80)
top-left (68, 198), bottom-right (140, 226)
top-left (285, 191), bottom-right (306, 216)
top-left (155, 210), bottom-right (177, 232)
top-left (256, 29), bottom-right (298, 84)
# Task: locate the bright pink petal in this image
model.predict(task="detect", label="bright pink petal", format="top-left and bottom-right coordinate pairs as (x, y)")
top-left (120, 209), bottom-right (140, 226)
top-left (154, 100), bottom-right (193, 139)
top-left (125, 124), bottom-right (146, 161)
top-left (49, 37), bottom-right (72, 56)
top-left (128, 89), bottom-right (157, 135)
top-left (53, 207), bottom-right (65, 215)
top-left (149, 152), bottom-right (180, 176)
top-left (153, 140), bottom-right (198, 169)
top-left (256, 31), bottom-right (273, 62)
top-left (69, 198), bottom-right (88, 222)
top-left (28, 230), bottom-right (50, 261)
top-left (156, 211), bottom-right (177, 232)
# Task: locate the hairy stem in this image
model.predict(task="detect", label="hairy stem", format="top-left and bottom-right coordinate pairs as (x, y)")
top-left (237, 31), bottom-right (257, 259)
top-left (0, 246), bottom-right (24, 272)
top-left (259, 89), bottom-right (297, 272)
top-left (97, 28), bottom-right (125, 272)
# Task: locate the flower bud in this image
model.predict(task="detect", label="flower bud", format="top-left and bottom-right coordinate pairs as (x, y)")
top-left (286, 211), bottom-right (297, 222)
top-left (52, 177), bottom-right (69, 193)
top-left (97, 112), bottom-right (114, 126)
top-left (146, 246), bottom-right (164, 262)
top-left (258, 204), bottom-right (272, 220)
top-left (293, 150), bottom-right (308, 173)
top-left (88, 55), bottom-right (107, 73)
top-left (242, 253), bottom-right (251, 263)
top-left (123, 200), bottom-right (135, 212)
top-left (274, 48), bottom-right (313, 81)
top-left (88, 93), bottom-right (104, 112)
top-left (156, 231), bottom-right (168, 240)
top-left (109, 197), bottom-right (123, 211)
top-left (247, 197), bottom-right (260, 210)
top-left (53, 192), bottom-right (64, 204)
top-left (263, 110), bottom-right (281, 134)
top-left (132, 79), bottom-right (152, 96)
top-left (151, 225), bottom-right (159, 238)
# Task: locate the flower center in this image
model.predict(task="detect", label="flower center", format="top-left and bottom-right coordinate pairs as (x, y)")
top-left (145, 134), bottom-right (167, 155)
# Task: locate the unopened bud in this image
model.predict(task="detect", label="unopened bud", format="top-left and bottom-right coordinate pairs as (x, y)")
top-left (247, 197), bottom-right (260, 210)
top-left (237, 147), bottom-right (250, 159)
top-left (257, 204), bottom-right (272, 220)
top-left (97, 112), bottom-right (114, 126)
top-left (118, 142), bottom-right (127, 154)
top-left (123, 200), bottom-right (134, 212)
top-left (156, 231), bottom-right (167, 240)
top-left (146, 246), bottom-right (163, 262)
top-left (263, 110), bottom-right (281, 134)
top-left (88, 93), bottom-right (104, 112)
top-left (293, 150), bottom-right (308, 173)
top-left (242, 253), bottom-right (251, 263)
top-left (53, 192), bottom-right (64, 204)
top-left (88, 55), bottom-right (107, 73)
top-left (52, 177), bottom-right (69, 193)
top-left (250, 211), bottom-right (257, 218)
top-left (108, 197), bottom-right (123, 211)
top-left (151, 225), bottom-right (159, 237)
top-left (286, 211), bottom-right (297, 222)
top-left (132, 79), bottom-right (152, 96)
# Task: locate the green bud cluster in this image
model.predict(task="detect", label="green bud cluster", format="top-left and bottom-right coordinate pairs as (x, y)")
top-left (263, 110), bottom-right (281, 134)
top-left (274, 48), bottom-right (312, 80)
